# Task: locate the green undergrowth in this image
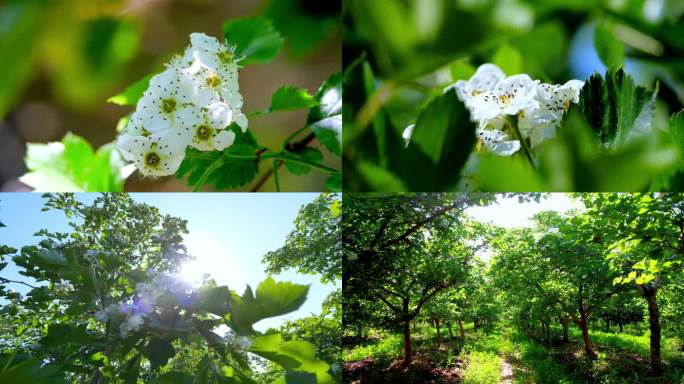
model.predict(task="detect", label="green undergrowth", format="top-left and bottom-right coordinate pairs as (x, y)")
top-left (463, 351), bottom-right (501, 384)
top-left (344, 333), bottom-right (403, 362)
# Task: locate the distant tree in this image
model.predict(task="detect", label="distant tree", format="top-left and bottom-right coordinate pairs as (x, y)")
top-left (263, 193), bottom-right (341, 283)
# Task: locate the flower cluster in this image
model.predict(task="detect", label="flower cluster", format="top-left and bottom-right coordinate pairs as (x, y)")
top-left (95, 272), bottom-right (193, 336)
top-left (449, 63), bottom-right (584, 154)
top-left (118, 33), bottom-right (248, 176)
top-left (404, 63), bottom-right (584, 156)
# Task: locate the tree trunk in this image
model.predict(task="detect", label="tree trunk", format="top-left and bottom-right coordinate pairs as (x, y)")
top-left (605, 318), bottom-right (610, 332)
top-left (447, 321), bottom-right (454, 339)
top-left (619, 321), bottom-right (623, 333)
top-left (403, 319), bottom-right (412, 364)
top-left (413, 319), bottom-right (417, 331)
top-left (578, 311), bottom-right (596, 358)
top-left (457, 319), bottom-right (465, 338)
top-left (473, 319), bottom-right (478, 332)
top-left (562, 322), bottom-right (569, 343)
top-left (641, 286), bottom-right (663, 376)
top-left (435, 319), bottom-right (442, 344)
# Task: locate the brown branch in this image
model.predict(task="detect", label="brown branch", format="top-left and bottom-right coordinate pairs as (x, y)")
top-left (381, 196), bottom-right (475, 250)
top-left (250, 133), bottom-right (316, 192)
top-left (0, 276), bottom-right (37, 289)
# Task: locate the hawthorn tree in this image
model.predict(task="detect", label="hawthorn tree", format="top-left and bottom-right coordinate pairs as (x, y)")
top-left (580, 193), bottom-right (684, 375)
top-left (343, 193), bottom-right (497, 363)
top-left (0, 193), bottom-right (334, 383)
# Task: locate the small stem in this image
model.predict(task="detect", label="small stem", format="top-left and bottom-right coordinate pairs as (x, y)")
top-left (184, 152), bottom-right (220, 161)
top-left (272, 160), bottom-right (282, 192)
top-left (192, 157), bottom-right (224, 192)
top-left (0, 277), bottom-right (37, 289)
top-left (507, 115), bottom-right (536, 169)
top-left (280, 126), bottom-right (309, 152)
top-left (261, 152), bottom-right (338, 174)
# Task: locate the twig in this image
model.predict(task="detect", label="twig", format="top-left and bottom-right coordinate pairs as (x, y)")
top-left (0, 276), bottom-right (37, 289)
top-left (250, 133), bottom-right (317, 192)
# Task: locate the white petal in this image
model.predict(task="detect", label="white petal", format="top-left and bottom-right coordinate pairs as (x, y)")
top-left (233, 112), bottom-right (248, 131)
top-left (469, 63), bottom-right (506, 93)
top-left (207, 102), bottom-right (233, 128)
top-left (189, 32), bottom-right (222, 53)
top-left (212, 129), bottom-right (236, 151)
top-left (402, 124), bottom-right (415, 147)
top-left (489, 140), bottom-right (521, 156)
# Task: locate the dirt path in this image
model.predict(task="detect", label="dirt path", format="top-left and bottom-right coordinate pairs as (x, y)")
top-left (499, 356), bottom-right (514, 384)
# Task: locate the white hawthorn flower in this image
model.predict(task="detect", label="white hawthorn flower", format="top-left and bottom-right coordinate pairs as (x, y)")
top-left (469, 74), bottom-right (538, 121)
top-left (94, 309), bottom-right (109, 322)
top-left (445, 64), bottom-right (506, 109)
top-left (120, 314), bottom-right (144, 336)
top-left (117, 32), bottom-right (249, 176)
top-left (180, 103), bottom-right (236, 151)
top-left (184, 33), bottom-right (240, 76)
top-left (118, 130), bottom-right (188, 176)
top-left (519, 80), bottom-right (585, 148)
top-left (477, 119), bottom-right (521, 156)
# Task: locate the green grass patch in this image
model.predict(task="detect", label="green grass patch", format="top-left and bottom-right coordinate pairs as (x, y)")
top-left (344, 333), bottom-right (403, 362)
top-left (509, 331), bottom-right (575, 384)
top-left (463, 351), bottom-right (501, 384)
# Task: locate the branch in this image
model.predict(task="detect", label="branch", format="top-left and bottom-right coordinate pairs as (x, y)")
top-left (377, 293), bottom-right (402, 314)
top-left (381, 195), bottom-right (474, 250)
top-left (379, 286), bottom-right (406, 300)
top-left (411, 283), bottom-right (449, 318)
top-left (0, 276), bottom-right (37, 289)
top-left (250, 133), bottom-right (317, 192)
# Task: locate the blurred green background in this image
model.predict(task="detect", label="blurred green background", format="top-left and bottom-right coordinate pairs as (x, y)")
top-left (343, 0), bottom-right (684, 191)
top-left (0, 0), bottom-right (341, 192)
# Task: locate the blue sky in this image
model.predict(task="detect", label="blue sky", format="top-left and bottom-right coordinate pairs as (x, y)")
top-left (0, 193), bottom-right (339, 332)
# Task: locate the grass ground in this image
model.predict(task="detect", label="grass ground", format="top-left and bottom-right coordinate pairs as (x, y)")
top-left (343, 323), bottom-right (684, 383)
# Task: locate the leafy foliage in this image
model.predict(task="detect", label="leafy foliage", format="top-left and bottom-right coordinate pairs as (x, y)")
top-left (20, 133), bottom-right (131, 192)
top-left (0, 194), bottom-right (338, 383)
top-left (224, 16), bottom-right (285, 66)
top-left (263, 193), bottom-right (341, 283)
top-left (343, 0), bottom-right (684, 191)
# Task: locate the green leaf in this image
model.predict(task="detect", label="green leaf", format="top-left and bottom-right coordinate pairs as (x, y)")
top-left (593, 23), bottom-right (625, 69)
top-left (401, 90), bottom-right (477, 190)
top-left (193, 286), bottom-right (232, 317)
top-left (40, 324), bottom-right (97, 348)
top-left (249, 334), bottom-right (333, 384)
top-left (265, 0), bottom-right (339, 59)
top-left (122, 354), bottom-right (141, 384)
top-left (492, 44), bottom-right (523, 75)
top-left (176, 125), bottom-right (260, 190)
top-left (0, 354), bottom-right (66, 384)
top-left (275, 372), bottom-right (317, 384)
top-left (324, 173), bottom-right (342, 192)
top-left (37, 249), bottom-right (69, 267)
top-left (307, 73), bottom-right (342, 156)
top-left (578, 69), bottom-right (655, 149)
top-left (353, 161), bottom-right (408, 192)
top-left (90, 352), bottom-right (109, 367)
top-left (20, 132), bottom-right (130, 192)
top-left (229, 278), bottom-right (309, 335)
top-left (284, 148), bottom-right (323, 176)
top-left (150, 372), bottom-right (194, 384)
top-left (270, 86), bottom-right (317, 112)
top-left (650, 110), bottom-right (684, 190)
top-left (224, 16), bottom-right (284, 65)
top-left (145, 338), bottom-right (175, 371)
top-left (0, 1), bottom-right (46, 120)
top-left (107, 73), bottom-right (153, 106)
top-left (477, 155), bottom-right (546, 192)
top-left (539, 108), bottom-right (676, 191)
